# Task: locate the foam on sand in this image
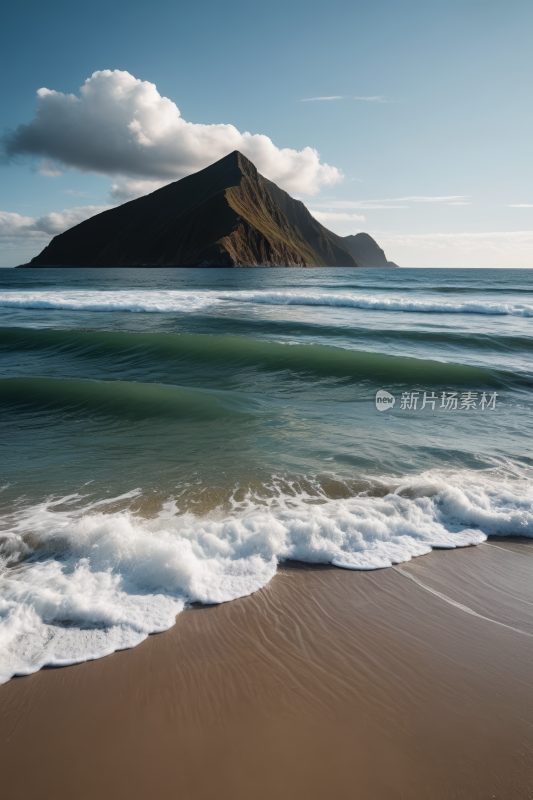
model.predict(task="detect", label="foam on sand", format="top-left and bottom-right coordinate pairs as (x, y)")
top-left (1, 469), bottom-right (532, 684)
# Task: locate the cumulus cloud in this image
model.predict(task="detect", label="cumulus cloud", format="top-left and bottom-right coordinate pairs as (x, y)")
top-left (0, 205), bottom-right (112, 243)
top-left (109, 178), bottom-right (170, 202)
top-left (3, 69), bottom-right (343, 199)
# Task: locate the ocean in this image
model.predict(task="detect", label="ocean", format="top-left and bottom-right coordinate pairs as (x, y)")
top-left (1, 266), bottom-right (532, 684)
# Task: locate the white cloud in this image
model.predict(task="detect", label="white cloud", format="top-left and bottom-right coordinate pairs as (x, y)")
top-left (508, 204), bottom-right (533, 208)
top-left (300, 96), bottom-right (345, 102)
top-left (371, 231), bottom-right (533, 269)
top-left (308, 200), bottom-right (409, 209)
top-left (310, 211), bottom-right (366, 222)
top-left (0, 212), bottom-right (40, 240)
top-left (37, 205), bottom-right (113, 234)
top-left (352, 96), bottom-right (388, 102)
top-left (109, 178), bottom-right (171, 202)
top-left (300, 95), bottom-right (388, 102)
top-left (0, 205), bottom-right (112, 245)
top-left (308, 195), bottom-right (468, 210)
top-left (36, 159), bottom-right (61, 177)
top-left (390, 195), bottom-right (469, 203)
top-left (4, 69), bottom-right (342, 199)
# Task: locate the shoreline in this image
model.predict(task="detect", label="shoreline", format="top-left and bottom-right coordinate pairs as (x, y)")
top-left (2, 539), bottom-right (533, 799)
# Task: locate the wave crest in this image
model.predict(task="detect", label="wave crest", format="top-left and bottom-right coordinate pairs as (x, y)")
top-left (1, 289), bottom-right (532, 316)
top-left (1, 468), bottom-right (532, 683)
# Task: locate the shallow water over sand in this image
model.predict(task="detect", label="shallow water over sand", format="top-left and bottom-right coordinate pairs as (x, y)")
top-left (0, 267), bottom-right (532, 681)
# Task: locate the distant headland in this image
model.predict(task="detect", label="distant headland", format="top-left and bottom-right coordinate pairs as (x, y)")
top-left (17, 151), bottom-right (399, 268)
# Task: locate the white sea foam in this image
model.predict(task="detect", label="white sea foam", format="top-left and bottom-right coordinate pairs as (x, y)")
top-left (1, 469), bottom-right (532, 684)
top-left (0, 290), bottom-right (218, 313)
top-left (0, 290), bottom-right (532, 316)
top-left (230, 291), bottom-right (533, 316)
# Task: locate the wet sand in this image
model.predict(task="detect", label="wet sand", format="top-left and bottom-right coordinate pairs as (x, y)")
top-left (2, 539), bottom-right (533, 799)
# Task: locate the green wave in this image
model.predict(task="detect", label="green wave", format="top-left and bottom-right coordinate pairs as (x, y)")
top-left (0, 377), bottom-right (258, 421)
top-left (0, 326), bottom-right (515, 387)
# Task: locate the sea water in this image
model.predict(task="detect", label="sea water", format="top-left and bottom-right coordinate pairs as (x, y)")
top-left (1, 267), bottom-right (532, 683)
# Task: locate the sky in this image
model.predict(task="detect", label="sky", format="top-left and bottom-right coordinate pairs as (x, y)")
top-left (0, 0), bottom-right (531, 268)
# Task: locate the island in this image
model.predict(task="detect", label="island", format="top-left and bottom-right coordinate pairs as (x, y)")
top-left (18, 151), bottom-right (399, 268)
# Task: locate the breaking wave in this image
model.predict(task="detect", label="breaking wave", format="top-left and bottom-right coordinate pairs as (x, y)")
top-left (1, 468), bottom-right (532, 684)
top-left (1, 290), bottom-right (533, 316)
top-left (232, 292), bottom-right (533, 316)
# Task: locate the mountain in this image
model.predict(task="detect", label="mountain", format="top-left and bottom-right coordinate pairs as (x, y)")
top-left (18, 152), bottom-right (398, 268)
top-left (343, 233), bottom-right (400, 269)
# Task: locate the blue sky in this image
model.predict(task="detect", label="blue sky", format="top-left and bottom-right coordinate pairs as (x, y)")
top-left (1, 0), bottom-right (531, 267)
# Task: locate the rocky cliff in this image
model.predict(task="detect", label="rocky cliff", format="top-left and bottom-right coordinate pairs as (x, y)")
top-left (342, 233), bottom-right (399, 269)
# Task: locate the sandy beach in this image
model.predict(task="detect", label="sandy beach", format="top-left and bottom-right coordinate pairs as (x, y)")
top-left (2, 539), bottom-right (533, 799)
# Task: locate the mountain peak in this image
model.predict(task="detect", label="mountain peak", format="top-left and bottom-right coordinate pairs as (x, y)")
top-left (19, 152), bottom-right (397, 268)
top-left (199, 150), bottom-right (256, 180)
